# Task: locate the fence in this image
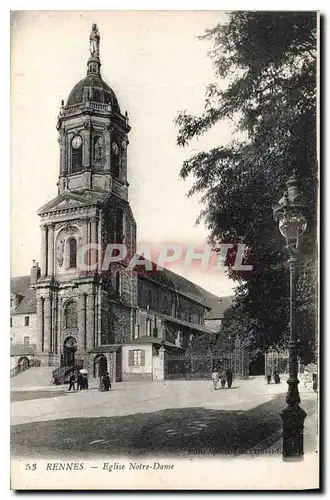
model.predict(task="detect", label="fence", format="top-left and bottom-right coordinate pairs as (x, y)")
top-left (164, 352), bottom-right (246, 380)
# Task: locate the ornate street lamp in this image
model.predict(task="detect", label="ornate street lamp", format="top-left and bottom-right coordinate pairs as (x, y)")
top-left (272, 171), bottom-right (308, 460)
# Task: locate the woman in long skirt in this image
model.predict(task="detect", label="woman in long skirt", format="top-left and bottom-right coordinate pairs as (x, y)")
top-left (220, 369), bottom-right (227, 389)
top-left (98, 374), bottom-right (105, 392)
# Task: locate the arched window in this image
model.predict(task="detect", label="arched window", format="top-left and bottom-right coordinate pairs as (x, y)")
top-left (64, 301), bottom-right (77, 329)
top-left (71, 135), bottom-right (83, 172)
top-left (115, 271), bottom-right (121, 297)
top-left (68, 238), bottom-right (77, 268)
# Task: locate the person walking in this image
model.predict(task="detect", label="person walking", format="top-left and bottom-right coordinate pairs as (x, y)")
top-left (103, 372), bottom-right (111, 391)
top-left (77, 373), bottom-right (84, 390)
top-left (99, 374), bottom-right (105, 392)
top-left (226, 367), bottom-right (233, 388)
top-left (266, 368), bottom-right (272, 384)
top-left (212, 368), bottom-right (219, 390)
top-left (82, 374), bottom-right (89, 390)
top-left (68, 372), bottom-right (76, 391)
top-left (312, 372), bottom-right (318, 392)
top-left (274, 368), bottom-right (280, 384)
top-left (220, 369), bottom-right (227, 389)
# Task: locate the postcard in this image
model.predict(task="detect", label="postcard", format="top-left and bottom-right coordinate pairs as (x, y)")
top-left (10, 10), bottom-right (319, 490)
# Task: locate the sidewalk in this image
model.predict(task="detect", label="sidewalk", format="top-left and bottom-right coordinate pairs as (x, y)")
top-left (245, 400), bottom-right (318, 456)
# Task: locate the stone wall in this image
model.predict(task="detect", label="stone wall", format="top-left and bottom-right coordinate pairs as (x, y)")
top-left (138, 276), bottom-right (205, 325)
top-left (10, 313), bottom-right (37, 345)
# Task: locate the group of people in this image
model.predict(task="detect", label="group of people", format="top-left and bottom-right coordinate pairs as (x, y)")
top-left (68, 372), bottom-right (89, 391)
top-left (98, 372), bottom-right (112, 392)
top-left (212, 367), bottom-right (233, 390)
top-left (266, 368), bottom-right (281, 384)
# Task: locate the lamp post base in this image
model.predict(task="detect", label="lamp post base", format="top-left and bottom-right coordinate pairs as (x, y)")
top-left (280, 404), bottom-right (307, 461)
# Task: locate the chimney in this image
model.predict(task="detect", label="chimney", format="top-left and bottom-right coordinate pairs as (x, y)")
top-left (31, 260), bottom-right (41, 284)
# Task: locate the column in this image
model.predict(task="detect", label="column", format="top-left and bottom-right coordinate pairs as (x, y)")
top-left (44, 297), bottom-right (52, 354)
top-left (153, 346), bottom-right (165, 381)
top-left (58, 131), bottom-right (66, 176)
top-left (47, 224), bottom-right (55, 277)
top-left (104, 124), bottom-right (111, 172)
top-left (78, 293), bottom-right (86, 350)
top-left (36, 297), bottom-right (44, 352)
top-left (90, 217), bottom-right (98, 271)
top-left (91, 217), bottom-right (98, 244)
top-left (121, 137), bottom-right (128, 183)
top-left (82, 126), bottom-right (90, 168)
top-left (79, 219), bottom-right (89, 270)
top-left (86, 292), bottom-right (95, 350)
top-left (40, 225), bottom-right (48, 278)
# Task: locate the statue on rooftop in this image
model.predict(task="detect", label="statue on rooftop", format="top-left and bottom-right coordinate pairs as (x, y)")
top-left (90, 23), bottom-right (100, 57)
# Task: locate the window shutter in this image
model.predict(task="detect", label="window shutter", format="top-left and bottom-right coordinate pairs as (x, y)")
top-left (140, 350), bottom-right (145, 366)
top-left (128, 350), bottom-right (134, 366)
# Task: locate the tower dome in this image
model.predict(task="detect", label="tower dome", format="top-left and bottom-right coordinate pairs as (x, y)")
top-left (67, 74), bottom-right (120, 113)
top-left (65, 23), bottom-right (120, 113)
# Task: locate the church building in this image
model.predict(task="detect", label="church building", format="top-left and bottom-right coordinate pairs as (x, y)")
top-left (12, 25), bottom-right (228, 383)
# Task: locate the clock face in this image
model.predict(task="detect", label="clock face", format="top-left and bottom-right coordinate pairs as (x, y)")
top-left (72, 135), bottom-right (82, 149)
top-left (112, 142), bottom-right (119, 155)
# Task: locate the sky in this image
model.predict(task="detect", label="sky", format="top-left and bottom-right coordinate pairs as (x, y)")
top-left (11, 10), bottom-right (236, 297)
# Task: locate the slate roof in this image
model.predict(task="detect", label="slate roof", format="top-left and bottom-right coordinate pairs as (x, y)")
top-left (137, 258), bottom-right (219, 309)
top-left (67, 75), bottom-right (120, 113)
top-left (11, 275), bottom-right (36, 315)
top-left (205, 295), bottom-right (234, 320)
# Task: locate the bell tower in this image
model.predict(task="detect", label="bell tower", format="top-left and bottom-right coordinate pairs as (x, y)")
top-left (56, 23), bottom-right (130, 200)
top-left (33, 25), bottom-right (138, 371)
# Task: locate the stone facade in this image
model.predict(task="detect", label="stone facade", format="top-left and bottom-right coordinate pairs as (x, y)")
top-left (10, 313), bottom-right (37, 346)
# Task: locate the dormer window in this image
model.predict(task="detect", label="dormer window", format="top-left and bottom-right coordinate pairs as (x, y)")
top-left (71, 135), bottom-right (83, 172)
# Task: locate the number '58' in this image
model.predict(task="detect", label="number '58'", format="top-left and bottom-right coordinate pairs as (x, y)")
top-left (25, 463), bottom-right (37, 471)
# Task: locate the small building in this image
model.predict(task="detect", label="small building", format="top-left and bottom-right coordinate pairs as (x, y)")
top-left (204, 296), bottom-right (234, 332)
top-left (10, 265), bottom-right (40, 376)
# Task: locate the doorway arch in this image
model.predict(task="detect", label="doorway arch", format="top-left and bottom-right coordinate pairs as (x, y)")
top-left (94, 354), bottom-right (108, 377)
top-left (17, 356), bottom-right (30, 372)
top-left (63, 336), bottom-right (77, 367)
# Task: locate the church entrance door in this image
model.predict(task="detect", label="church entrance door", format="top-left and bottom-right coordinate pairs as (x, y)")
top-left (94, 354), bottom-right (108, 377)
top-left (63, 336), bottom-right (77, 367)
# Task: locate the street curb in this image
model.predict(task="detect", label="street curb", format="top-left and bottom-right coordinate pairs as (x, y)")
top-left (243, 427), bottom-right (283, 456)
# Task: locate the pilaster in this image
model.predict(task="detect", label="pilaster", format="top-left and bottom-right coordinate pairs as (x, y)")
top-left (78, 292), bottom-right (87, 350)
top-left (36, 297), bottom-right (44, 352)
top-left (44, 296), bottom-right (52, 353)
top-left (86, 292), bottom-right (95, 350)
top-left (47, 224), bottom-right (55, 277)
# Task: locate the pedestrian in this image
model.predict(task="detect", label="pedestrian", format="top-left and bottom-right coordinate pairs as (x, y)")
top-left (226, 367), bottom-right (233, 388)
top-left (212, 368), bottom-right (219, 390)
top-left (77, 373), bottom-right (83, 390)
top-left (103, 372), bottom-right (111, 391)
top-left (266, 368), bottom-right (272, 384)
top-left (274, 368), bottom-right (280, 384)
top-left (68, 372), bottom-right (76, 391)
top-left (99, 374), bottom-right (105, 392)
top-left (220, 369), bottom-right (227, 389)
top-left (312, 372), bottom-right (318, 392)
top-left (83, 374), bottom-right (89, 390)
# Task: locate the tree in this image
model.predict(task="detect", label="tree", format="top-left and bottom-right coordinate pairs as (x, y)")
top-left (175, 12), bottom-right (317, 362)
